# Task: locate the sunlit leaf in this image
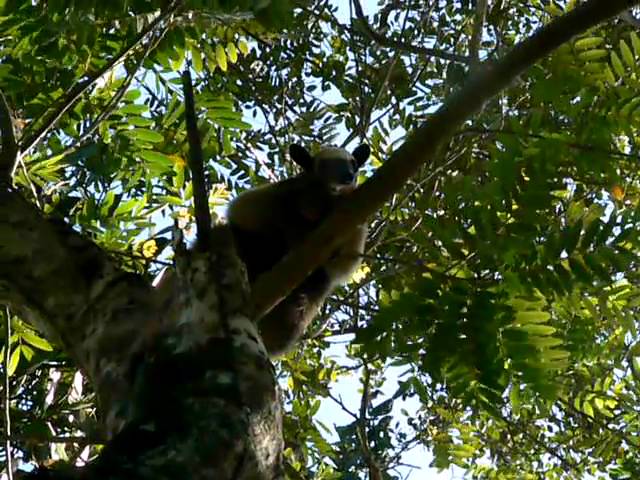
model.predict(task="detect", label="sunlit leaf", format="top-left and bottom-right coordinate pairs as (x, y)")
top-left (215, 43), bottom-right (227, 72)
top-left (21, 331), bottom-right (53, 352)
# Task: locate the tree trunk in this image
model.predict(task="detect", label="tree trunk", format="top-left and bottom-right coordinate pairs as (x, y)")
top-left (0, 188), bottom-right (283, 479)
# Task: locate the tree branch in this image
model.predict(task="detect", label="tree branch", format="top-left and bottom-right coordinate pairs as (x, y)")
top-left (459, 127), bottom-right (640, 161)
top-left (251, 0), bottom-right (640, 320)
top-left (0, 91), bottom-right (17, 183)
top-left (4, 308), bottom-right (14, 480)
top-left (469, 0), bottom-right (489, 65)
top-left (620, 8), bottom-right (640, 27)
top-left (351, 0), bottom-right (470, 64)
top-left (182, 68), bottom-right (211, 247)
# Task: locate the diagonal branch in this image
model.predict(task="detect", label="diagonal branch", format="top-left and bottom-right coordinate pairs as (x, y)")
top-left (0, 91), bottom-right (17, 183)
top-left (620, 8), bottom-right (640, 26)
top-left (251, 0), bottom-right (640, 320)
top-left (19, 2), bottom-right (179, 156)
top-left (351, 0), bottom-right (470, 64)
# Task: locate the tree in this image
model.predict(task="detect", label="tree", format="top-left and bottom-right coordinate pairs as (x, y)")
top-left (0, 0), bottom-right (639, 478)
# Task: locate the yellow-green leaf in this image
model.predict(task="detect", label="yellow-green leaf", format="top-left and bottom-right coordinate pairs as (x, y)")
top-left (8, 347), bottom-right (20, 376)
top-left (541, 349), bottom-right (570, 361)
top-left (578, 49), bottom-right (608, 61)
top-left (226, 42), bottom-right (238, 63)
top-left (604, 65), bottom-right (616, 85)
top-left (140, 151), bottom-right (174, 175)
top-left (619, 96), bottom-right (640, 117)
top-left (528, 336), bottom-right (563, 348)
top-left (583, 400), bottom-right (594, 418)
top-left (192, 49), bottom-right (203, 73)
top-left (126, 128), bottom-right (164, 143)
top-left (512, 324), bottom-right (557, 336)
top-left (545, 3), bottom-right (563, 16)
top-left (620, 39), bottom-right (635, 69)
top-left (631, 32), bottom-right (640, 57)
top-left (510, 385), bottom-right (521, 413)
top-left (514, 311), bottom-right (551, 324)
top-left (574, 37), bottom-right (605, 50)
top-left (611, 51), bottom-right (625, 78)
top-left (238, 39), bottom-right (249, 55)
top-left (215, 44), bottom-right (228, 72)
top-left (22, 331), bottom-right (53, 351)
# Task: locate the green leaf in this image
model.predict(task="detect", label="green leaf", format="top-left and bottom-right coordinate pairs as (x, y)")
top-left (527, 336), bottom-right (564, 348)
top-left (114, 198), bottom-right (144, 217)
top-left (8, 347), bottom-right (20, 376)
top-left (226, 42), bottom-right (238, 63)
top-left (603, 65), bottom-right (616, 85)
top-left (619, 40), bottom-right (635, 69)
top-left (124, 89), bottom-right (141, 101)
top-left (510, 324), bottom-right (557, 336)
top-left (578, 49), bottom-right (608, 61)
top-left (540, 349), bottom-right (569, 361)
top-left (215, 43), bottom-right (228, 72)
top-left (619, 96), bottom-right (640, 117)
top-left (574, 37), bottom-right (605, 50)
top-left (119, 104), bottom-right (149, 115)
top-left (126, 129), bottom-right (164, 143)
top-left (139, 150), bottom-right (174, 175)
top-left (630, 31), bottom-right (640, 57)
top-left (237, 39), bottom-right (249, 56)
top-left (610, 51), bottom-right (626, 78)
top-left (21, 330), bottom-right (53, 351)
top-left (514, 311), bottom-right (551, 324)
top-left (583, 400), bottom-right (594, 418)
top-left (129, 116), bottom-right (154, 127)
top-left (192, 48), bottom-right (203, 73)
top-left (210, 117), bottom-right (252, 129)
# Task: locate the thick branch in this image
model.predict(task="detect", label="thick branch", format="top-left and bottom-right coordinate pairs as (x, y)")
top-left (0, 190), bottom-right (157, 435)
top-left (351, 0), bottom-right (470, 64)
top-left (0, 91), bottom-right (17, 182)
top-left (252, 0), bottom-right (640, 319)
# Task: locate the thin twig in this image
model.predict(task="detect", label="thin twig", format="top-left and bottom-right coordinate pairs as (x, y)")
top-left (4, 307), bottom-right (13, 480)
top-left (182, 67), bottom-right (211, 247)
top-left (351, 0), bottom-right (470, 64)
top-left (357, 367), bottom-right (383, 480)
top-left (469, 0), bottom-right (489, 65)
top-left (2, 433), bottom-right (104, 445)
top-left (460, 127), bottom-right (640, 160)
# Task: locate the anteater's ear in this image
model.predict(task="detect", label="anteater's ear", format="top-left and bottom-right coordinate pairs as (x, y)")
top-left (289, 144), bottom-right (314, 172)
top-left (352, 144), bottom-right (370, 168)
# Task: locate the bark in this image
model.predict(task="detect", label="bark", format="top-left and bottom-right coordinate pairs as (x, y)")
top-left (0, 188), bottom-right (282, 478)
